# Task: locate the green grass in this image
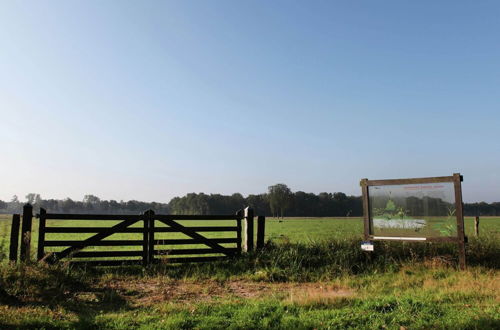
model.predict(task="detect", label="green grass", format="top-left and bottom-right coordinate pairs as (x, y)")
top-left (0, 214), bottom-right (499, 329)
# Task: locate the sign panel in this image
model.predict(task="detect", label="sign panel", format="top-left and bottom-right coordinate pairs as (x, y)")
top-left (360, 174), bottom-right (467, 269)
top-left (369, 182), bottom-right (457, 238)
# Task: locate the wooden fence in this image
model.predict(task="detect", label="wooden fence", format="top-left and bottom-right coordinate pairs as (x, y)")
top-left (8, 204), bottom-right (265, 266)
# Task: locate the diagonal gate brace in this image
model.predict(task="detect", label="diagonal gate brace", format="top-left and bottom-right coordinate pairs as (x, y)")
top-left (158, 219), bottom-right (235, 256)
top-left (47, 218), bottom-right (140, 263)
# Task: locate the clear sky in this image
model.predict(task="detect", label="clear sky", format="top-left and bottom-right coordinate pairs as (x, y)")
top-left (1, 1), bottom-right (499, 203)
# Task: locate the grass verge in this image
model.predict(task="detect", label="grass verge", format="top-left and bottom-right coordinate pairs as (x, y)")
top-left (0, 234), bottom-right (499, 329)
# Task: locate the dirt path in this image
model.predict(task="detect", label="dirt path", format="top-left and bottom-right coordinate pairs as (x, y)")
top-left (100, 278), bottom-right (354, 306)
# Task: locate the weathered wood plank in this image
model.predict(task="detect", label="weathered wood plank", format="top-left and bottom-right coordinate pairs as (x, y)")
top-left (236, 212), bottom-right (242, 254)
top-left (154, 248), bottom-right (238, 255)
top-left (454, 173), bottom-right (466, 270)
top-left (256, 215), bottom-right (265, 250)
top-left (63, 251), bottom-right (143, 258)
top-left (474, 216), bottom-right (480, 236)
top-left (154, 256), bottom-right (227, 263)
top-left (370, 236), bottom-right (459, 243)
top-left (44, 227), bottom-right (145, 233)
top-left (243, 207), bottom-right (254, 252)
top-left (45, 226), bottom-right (237, 233)
top-left (44, 239), bottom-right (144, 246)
top-left (70, 260), bottom-right (143, 267)
top-left (365, 176), bottom-right (455, 186)
top-left (37, 208), bottom-right (46, 261)
top-left (360, 179), bottom-right (371, 240)
top-left (155, 226), bottom-right (238, 232)
top-left (9, 214), bottom-right (20, 262)
top-left (155, 214), bottom-right (241, 221)
top-left (148, 212), bottom-right (155, 265)
top-left (143, 210), bottom-right (154, 266)
top-left (20, 204), bottom-right (33, 262)
top-left (44, 214), bottom-right (144, 220)
top-left (154, 238), bottom-right (238, 245)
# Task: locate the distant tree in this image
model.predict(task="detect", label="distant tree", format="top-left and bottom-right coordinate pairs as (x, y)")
top-left (25, 193), bottom-right (42, 208)
top-left (34, 194), bottom-right (42, 206)
top-left (246, 194), bottom-right (270, 216)
top-left (6, 195), bottom-right (21, 213)
top-left (0, 200), bottom-right (6, 210)
top-left (83, 195), bottom-right (101, 204)
top-left (61, 198), bottom-right (76, 212)
top-left (332, 192), bottom-right (347, 216)
top-left (25, 193), bottom-right (36, 204)
top-left (83, 194), bottom-right (101, 212)
top-left (268, 184), bottom-right (292, 218)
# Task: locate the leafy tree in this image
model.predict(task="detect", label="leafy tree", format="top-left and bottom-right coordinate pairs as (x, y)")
top-left (25, 193), bottom-right (42, 207)
top-left (268, 184), bottom-right (293, 218)
top-left (246, 194), bottom-right (270, 215)
top-left (34, 194), bottom-right (42, 206)
top-left (83, 194), bottom-right (101, 205)
top-left (25, 193), bottom-right (36, 204)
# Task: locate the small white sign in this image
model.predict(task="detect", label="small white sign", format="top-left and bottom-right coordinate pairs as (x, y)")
top-left (361, 241), bottom-right (374, 251)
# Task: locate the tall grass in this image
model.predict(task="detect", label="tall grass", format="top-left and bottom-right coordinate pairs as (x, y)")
top-left (0, 238), bottom-right (6, 263)
top-left (1, 234), bottom-right (492, 287)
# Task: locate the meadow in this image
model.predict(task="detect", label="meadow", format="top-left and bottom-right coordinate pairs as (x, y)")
top-left (0, 214), bottom-right (499, 329)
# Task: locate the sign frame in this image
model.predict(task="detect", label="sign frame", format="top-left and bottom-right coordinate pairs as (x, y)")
top-left (360, 173), bottom-right (466, 269)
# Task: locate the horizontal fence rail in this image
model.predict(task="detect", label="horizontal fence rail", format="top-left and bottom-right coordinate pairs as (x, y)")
top-left (19, 205), bottom-right (262, 267)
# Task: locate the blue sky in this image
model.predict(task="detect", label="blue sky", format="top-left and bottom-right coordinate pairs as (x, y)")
top-left (1, 1), bottom-right (499, 203)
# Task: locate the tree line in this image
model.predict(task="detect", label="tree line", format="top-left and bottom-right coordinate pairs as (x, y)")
top-left (0, 194), bottom-right (169, 215)
top-left (0, 185), bottom-right (498, 216)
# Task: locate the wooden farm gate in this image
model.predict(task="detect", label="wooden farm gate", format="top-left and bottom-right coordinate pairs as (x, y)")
top-left (29, 208), bottom-right (258, 266)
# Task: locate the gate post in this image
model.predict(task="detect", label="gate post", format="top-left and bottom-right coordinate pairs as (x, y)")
top-left (9, 214), bottom-right (21, 262)
top-left (142, 211), bottom-right (149, 266)
top-left (143, 210), bottom-right (155, 266)
top-left (236, 210), bottom-right (243, 254)
top-left (147, 210), bottom-right (155, 265)
top-left (243, 207), bottom-right (254, 252)
top-left (20, 204), bottom-right (33, 262)
top-left (37, 208), bottom-right (47, 261)
top-left (256, 216), bottom-right (266, 250)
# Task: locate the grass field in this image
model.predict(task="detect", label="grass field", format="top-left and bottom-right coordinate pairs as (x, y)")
top-left (1, 215), bottom-right (498, 252)
top-left (0, 214), bottom-right (499, 329)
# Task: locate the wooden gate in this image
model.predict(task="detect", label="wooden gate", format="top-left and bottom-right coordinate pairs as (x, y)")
top-left (35, 208), bottom-right (252, 266)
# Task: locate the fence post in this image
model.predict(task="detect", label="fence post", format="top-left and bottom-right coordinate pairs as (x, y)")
top-left (37, 208), bottom-right (46, 261)
top-left (235, 210), bottom-right (243, 254)
top-left (9, 214), bottom-right (21, 262)
top-left (20, 204), bottom-right (33, 262)
top-left (142, 211), bottom-right (150, 266)
top-left (474, 216), bottom-right (480, 237)
top-left (256, 216), bottom-right (265, 250)
top-left (148, 210), bottom-right (155, 264)
top-left (243, 207), bottom-right (254, 252)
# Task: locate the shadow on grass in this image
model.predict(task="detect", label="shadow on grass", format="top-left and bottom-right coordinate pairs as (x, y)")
top-left (0, 262), bottom-right (131, 329)
top-left (462, 318), bottom-right (500, 330)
